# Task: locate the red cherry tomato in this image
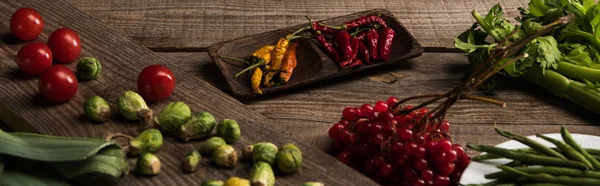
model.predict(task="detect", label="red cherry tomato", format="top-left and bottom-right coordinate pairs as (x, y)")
top-left (137, 65), bottom-right (175, 101)
top-left (10, 8), bottom-right (44, 40)
top-left (48, 28), bottom-right (81, 63)
top-left (38, 65), bottom-right (78, 103)
top-left (16, 42), bottom-right (52, 75)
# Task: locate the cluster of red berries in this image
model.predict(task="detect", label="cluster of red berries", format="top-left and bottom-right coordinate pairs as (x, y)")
top-left (328, 96), bottom-right (470, 186)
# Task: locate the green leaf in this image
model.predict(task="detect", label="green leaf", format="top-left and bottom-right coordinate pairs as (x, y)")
top-left (582, 0), bottom-right (595, 12)
top-left (504, 44), bottom-right (537, 76)
top-left (0, 130), bottom-right (120, 162)
top-left (561, 43), bottom-right (594, 66)
top-left (585, 3), bottom-right (600, 38)
top-left (530, 0), bottom-right (551, 16)
top-left (0, 155), bottom-right (3, 183)
top-left (50, 146), bottom-right (128, 180)
top-left (523, 20), bottom-right (543, 35)
top-left (535, 36), bottom-right (562, 71)
top-left (0, 170), bottom-right (70, 186)
top-left (454, 38), bottom-right (496, 53)
top-left (584, 79), bottom-right (600, 92)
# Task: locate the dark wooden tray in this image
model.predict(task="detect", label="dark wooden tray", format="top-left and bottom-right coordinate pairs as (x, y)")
top-left (208, 9), bottom-right (423, 98)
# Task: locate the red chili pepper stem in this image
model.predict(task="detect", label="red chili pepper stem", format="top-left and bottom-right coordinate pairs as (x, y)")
top-left (286, 26), bottom-right (311, 40)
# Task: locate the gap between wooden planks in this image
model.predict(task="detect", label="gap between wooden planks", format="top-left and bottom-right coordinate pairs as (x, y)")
top-left (0, 0), bottom-right (377, 185)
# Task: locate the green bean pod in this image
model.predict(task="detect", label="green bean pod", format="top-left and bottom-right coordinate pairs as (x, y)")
top-left (499, 166), bottom-right (600, 186)
top-left (536, 134), bottom-right (593, 169)
top-left (486, 166), bottom-right (600, 180)
top-left (561, 126), bottom-right (600, 170)
top-left (467, 144), bottom-right (589, 169)
top-left (495, 128), bottom-right (566, 159)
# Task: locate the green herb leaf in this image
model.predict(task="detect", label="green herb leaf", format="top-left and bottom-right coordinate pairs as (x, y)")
top-left (584, 79), bottom-right (600, 92)
top-left (529, 0), bottom-right (551, 17)
top-left (585, 3), bottom-right (600, 38)
top-left (535, 36), bottom-right (563, 71)
top-left (523, 20), bottom-right (543, 35)
top-left (561, 43), bottom-right (594, 66)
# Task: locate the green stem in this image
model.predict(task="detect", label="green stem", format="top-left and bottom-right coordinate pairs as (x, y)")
top-left (565, 80), bottom-right (600, 114)
top-left (522, 66), bottom-right (570, 97)
top-left (235, 61), bottom-right (265, 78)
top-left (556, 62), bottom-right (600, 83)
top-left (287, 26), bottom-right (311, 39)
top-left (472, 10), bottom-right (502, 42)
top-left (219, 56), bottom-right (251, 65)
top-left (467, 143), bottom-right (589, 169)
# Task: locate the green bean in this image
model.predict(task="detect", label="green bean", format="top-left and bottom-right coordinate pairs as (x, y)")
top-left (467, 144), bottom-right (589, 169)
top-left (473, 153), bottom-right (503, 161)
top-left (561, 126), bottom-right (600, 170)
top-left (495, 128), bottom-right (566, 159)
top-left (505, 160), bottom-right (525, 167)
top-left (485, 166), bottom-right (600, 180)
top-left (584, 148), bottom-right (600, 156)
top-left (499, 166), bottom-right (600, 185)
top-left (521, 184), bottom-right (567, 186)
top-left (536, 134), bottom-right (593, 169)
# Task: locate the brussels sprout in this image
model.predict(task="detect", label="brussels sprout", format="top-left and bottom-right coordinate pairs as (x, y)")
top-left (212, 145), bottom-right (237, 168)
top-left (252, 142), bottom-right (278, 164)
top-left (242, 144), bottom-right (254, 161)
top-left (179, 111), bottom-right (216, 142)
top-left (224, 177), bottom-right (250, 186)
top-left (183, 150), bottom-right (201, 173)
top-left (83, 96), bottom-right (110, 123)
top-left (202, 180), bottom-right (224, 186)
top-left (76, 57), bottom-right (102, 80)
top-left (301, 182), bottom-right (324, 186)
top-left (249, 162), bottom-right (275, 186)
top-left (199, 136), bottom-right (227, 155)
top-left (136, 152), bottom-right (161, 176)
top-left (117, 91), bottom-right (153, 125)
top-left (129, 129), bottom-right (163, 156)
top-left (216, 119), bottom-right (241, 144)
top-left (276, 143), bottom-right (302, 173)
top-left (154, 102), bottom-right (191, 133)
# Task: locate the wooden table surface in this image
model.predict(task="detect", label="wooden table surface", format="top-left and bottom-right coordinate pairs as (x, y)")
top-left (64, 0), bottom-right (600, 151)
top-left (3, 0), bottom-right (600, 185)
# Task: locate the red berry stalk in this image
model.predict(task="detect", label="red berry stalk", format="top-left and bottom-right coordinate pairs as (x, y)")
top-left (328, 14), bottom-right (574, 186)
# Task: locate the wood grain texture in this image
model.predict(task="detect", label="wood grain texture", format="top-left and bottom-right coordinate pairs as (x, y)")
top-left (209, 9), bottom-right (423, 97)
top-left (0, 0), bottom-right (376, 185)
top-left (67, 0), bottom-right (528, 49)
top-left (157, 51), bottom-right (600, 155)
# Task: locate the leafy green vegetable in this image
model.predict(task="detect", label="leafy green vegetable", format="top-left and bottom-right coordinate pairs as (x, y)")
top-left (0, 129), bottom-right (128, 184)
top-left (535, 36), bottom-right (562, 71)
top-left (1, 170), bottom-right (70, 186)
top-left (455, 0), bottom-right (600, 114)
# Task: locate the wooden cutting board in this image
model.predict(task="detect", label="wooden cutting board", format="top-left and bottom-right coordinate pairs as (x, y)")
top-left (0, 0), bottom-right (377, 185)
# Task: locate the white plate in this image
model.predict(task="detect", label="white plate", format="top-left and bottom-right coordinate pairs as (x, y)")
top-left (459, 133), bottom-right (600, 185)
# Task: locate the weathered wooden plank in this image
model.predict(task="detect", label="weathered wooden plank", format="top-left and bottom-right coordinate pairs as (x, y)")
top-left (156, 51), bottom-right (600, 155)
top-left (67, 0), bottom-right (528, 49)
top-left (0, 0), bottom-right (376, 185)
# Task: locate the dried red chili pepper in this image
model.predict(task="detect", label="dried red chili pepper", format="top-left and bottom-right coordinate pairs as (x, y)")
top-left (355, 31), bottom-right (368, 40)
top-left (339, 37), bottom-right (360, 67)
top-left (344, 15), bottom-right (388, 31)
top-left (334, 30), bottom-right (353, 62)
top-left (346, 58), bottom-right (363, 68)
top-left (379, 27), bottom-right (395, 61)
top-left (366, 28), bottom-right (380, 62)
top-left (311, 22), bottom-right (338, 35)
top-left (357, 41), bottom-right (371, 64)
top-left (315, 32), bottom-right (341, 62)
